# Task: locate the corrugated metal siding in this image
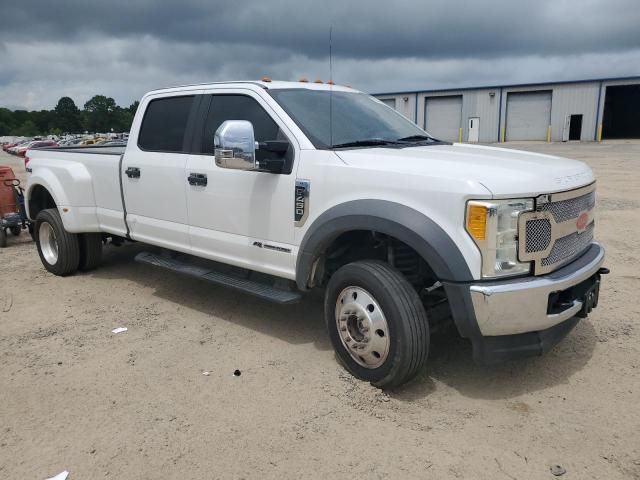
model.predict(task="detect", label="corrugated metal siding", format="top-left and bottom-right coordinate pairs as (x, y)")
top-left (372, 76), bottom-right (640, 142)
top-left (549, 83), bottom-right (599, 141)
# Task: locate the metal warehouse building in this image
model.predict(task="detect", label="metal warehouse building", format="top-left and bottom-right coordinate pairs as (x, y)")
top-left (373, 76), bottom-right (640, 143)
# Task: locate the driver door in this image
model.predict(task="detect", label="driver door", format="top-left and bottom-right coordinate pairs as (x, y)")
top-left (185, 90), bottom-right (299, 279)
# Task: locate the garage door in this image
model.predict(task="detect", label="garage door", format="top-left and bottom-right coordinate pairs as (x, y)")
top-left (425, 96), bottom-right (462, 141)
top-left (505, 91), bottom-right (552, 141)
top-left (380, 98), bottom-right (397, 110)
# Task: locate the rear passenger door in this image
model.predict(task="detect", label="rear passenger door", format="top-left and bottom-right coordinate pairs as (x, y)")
top-left (185, 89), bottom-right (299, 278)
top-left (122, 93), bottom-right (201, 252)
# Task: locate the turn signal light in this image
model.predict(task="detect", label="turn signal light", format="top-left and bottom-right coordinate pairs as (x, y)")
top-left (467, 205), bottom-right (487, 241)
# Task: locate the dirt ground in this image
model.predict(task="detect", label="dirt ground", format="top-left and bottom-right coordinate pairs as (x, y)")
top-left (0, 141), bottom-right (638, 480)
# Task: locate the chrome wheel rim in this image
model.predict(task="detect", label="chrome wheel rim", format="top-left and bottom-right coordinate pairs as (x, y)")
top-left (39, 222), bottom-right (59, 265)
top-left (335, 286), bottom-right (390, 369)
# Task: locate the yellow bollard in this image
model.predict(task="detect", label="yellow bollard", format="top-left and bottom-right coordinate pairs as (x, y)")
top-left (500, 127), bottom-right (505, 143)
top-left (546, 125), bottom-right (552, 143)
top-left (597, 124), bottom-right (603, 142)
top-left (458, 127), bottom-right (463, 143)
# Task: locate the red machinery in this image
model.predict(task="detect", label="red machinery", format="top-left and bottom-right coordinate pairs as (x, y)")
top-left (0, 166), bottom-right (31, 247)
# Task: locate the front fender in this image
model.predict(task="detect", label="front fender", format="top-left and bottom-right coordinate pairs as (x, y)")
top-left (295, 199), bottom-right (474, 290)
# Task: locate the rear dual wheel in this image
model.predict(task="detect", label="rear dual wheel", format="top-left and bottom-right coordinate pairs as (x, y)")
top-left (325, 260), bottom-right (430, 389)
top-left (35, 209), bottom-right (102, 276)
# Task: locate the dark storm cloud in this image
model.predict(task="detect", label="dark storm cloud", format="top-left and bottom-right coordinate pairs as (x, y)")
top-left (3, 0), bottom-right (640, 59)
top-left (0, 0), bottom-right (639, 109)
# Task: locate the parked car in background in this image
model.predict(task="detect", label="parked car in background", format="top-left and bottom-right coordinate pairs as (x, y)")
top-left (8, 141), bottom-right (36, 155)
top-left (15, 141), bottom-right (57, 157)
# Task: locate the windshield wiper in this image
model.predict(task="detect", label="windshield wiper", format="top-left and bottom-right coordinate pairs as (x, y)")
top-left (329, 139), bottom-right (405, 149)
top-left (396, 134), bottom-right (436, 142)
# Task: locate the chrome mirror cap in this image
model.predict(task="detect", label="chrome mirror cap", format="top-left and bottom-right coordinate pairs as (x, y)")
top-left (214, 120), bottom-right (257, 170)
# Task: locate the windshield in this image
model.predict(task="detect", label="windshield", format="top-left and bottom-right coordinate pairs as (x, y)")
top-left (269, 89), bottom-right (434, 148)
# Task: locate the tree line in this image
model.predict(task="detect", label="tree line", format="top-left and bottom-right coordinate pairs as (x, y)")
top-left (0, 96), bottom-right (139, 137)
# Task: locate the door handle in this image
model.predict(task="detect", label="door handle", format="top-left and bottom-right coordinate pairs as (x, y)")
top-left (188, 173), bottom-right (207, 186)
top-left (125, 167), bottom-right (141, 178)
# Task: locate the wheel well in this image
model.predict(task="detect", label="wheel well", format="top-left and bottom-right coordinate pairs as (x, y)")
top-left (315, 230), bottom-right (453, 330)
top-left (29, 185), bottom-right (56, 219)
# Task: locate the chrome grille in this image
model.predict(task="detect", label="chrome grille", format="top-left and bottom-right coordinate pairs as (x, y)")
top-left (518, 183), bottom-right (596, 275)
top-left (525, 219), bottom-right (552, 253)
top-left (539, 190), bottom-right (595, 223)
top-left (541, 222), bottom-right (594, 267)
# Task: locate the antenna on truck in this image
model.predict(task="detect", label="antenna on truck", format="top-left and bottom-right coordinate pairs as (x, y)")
top-left (329, 25), bottom-right (334, 148)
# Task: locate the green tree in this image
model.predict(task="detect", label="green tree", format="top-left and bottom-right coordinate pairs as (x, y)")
top-left (14, 120), bottom-right (39, 137)
top-left (83, 95), bottom-right (117, 132)
top-left (54, 97), bottom-right (81, 133)
top-left (128, 100), bottom-right (140, 116)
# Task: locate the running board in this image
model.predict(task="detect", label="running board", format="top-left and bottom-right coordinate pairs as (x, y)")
top-left (135, 251), bottom-right (302, 304)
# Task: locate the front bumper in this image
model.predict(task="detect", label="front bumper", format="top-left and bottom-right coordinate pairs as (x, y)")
top-left (444, 242), bottom-right (605, 364)
top-left (470, 242), bottom-right (605, 336)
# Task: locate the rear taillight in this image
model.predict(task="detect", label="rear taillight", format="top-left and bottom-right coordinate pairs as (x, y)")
top-left (24, 156), bottom-right (30, 168)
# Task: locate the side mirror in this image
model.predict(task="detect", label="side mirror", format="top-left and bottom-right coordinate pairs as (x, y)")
top-left (214, 120), bottom-right (257, 170)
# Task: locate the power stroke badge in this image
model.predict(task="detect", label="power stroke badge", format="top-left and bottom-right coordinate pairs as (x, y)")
top-left (294, 179), bottom-right (310, 227)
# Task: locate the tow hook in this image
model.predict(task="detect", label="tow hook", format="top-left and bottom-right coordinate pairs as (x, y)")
top-left (598, 267), bottom-right (610, 275)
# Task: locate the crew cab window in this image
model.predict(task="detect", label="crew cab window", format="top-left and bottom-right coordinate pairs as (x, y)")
top-left (138, 95), bottom-right (195, 152)
top-left (201, 95), bottom-right (286, 159)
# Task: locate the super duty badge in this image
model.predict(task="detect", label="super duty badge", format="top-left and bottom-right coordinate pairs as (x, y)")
top-left (294, 179), bottom-right (310, 227)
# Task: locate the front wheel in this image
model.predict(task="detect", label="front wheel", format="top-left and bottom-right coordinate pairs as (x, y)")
top-left (324, 260), bottom-right (430, 389)
top-left (35, 208), bottom-right (80, 276)
top-left (0, 228), bottom-right (6, 248)
top-left (10, 226), bottom-right (21, 236)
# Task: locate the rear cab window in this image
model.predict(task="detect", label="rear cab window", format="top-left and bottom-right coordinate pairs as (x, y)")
top-left (138, 95), bottom-right (195, 152)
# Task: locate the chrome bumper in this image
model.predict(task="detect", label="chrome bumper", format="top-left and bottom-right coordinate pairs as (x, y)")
top-left (470, 242), bottom-right (605, 336)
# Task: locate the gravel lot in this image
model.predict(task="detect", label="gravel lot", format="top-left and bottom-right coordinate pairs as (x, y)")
top-left (1, 141), bottom-right (638, 479)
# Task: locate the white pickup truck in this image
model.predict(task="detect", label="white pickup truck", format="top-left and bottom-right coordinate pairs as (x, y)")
top-left (25, 80), bottom-right (607, 388)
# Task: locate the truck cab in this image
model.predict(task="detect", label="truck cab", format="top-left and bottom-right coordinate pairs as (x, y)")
top-left (25, 80), bottom-right (606, 388)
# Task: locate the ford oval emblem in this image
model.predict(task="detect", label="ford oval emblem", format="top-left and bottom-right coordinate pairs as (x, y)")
top-left (576, 212), bottom-right (589, 232)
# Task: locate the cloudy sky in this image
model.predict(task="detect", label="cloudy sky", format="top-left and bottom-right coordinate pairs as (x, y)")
top-left (1, 0), bottom-right (639, 110)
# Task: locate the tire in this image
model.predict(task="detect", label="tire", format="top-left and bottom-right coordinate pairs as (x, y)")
top-left (35, 208), bottom-right (80, 276)
top-left (10, 226), bottom-right (21, 236)
top-left (78, 233), bottom-right (103, 271)
top-left (0, 229), bottom-right (6, 248)
top-left (324, 260), bottom-right (430, 389)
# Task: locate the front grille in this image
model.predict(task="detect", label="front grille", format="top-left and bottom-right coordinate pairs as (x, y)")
top-left (519, 183), bottom-right (596, 275)
top-left (541, 222), bottom-right (594, 267)
top-left (525, 218), bottom-right (552, 253)
top-left (539, 190), bottom-right (595, 223)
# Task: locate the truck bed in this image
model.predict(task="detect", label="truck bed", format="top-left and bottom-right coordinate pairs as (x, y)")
top-left (27, 144), bottom-right (127, 236)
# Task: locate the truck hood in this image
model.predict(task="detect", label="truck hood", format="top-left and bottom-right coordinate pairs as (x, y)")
top-left (335, 143), bottom-right (595, 197)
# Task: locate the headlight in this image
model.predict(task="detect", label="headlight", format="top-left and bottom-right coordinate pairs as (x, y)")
top-left (465, 198), bottom-right (534, 278)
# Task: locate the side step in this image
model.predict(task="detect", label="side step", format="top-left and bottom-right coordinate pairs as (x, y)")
top-left (135, 251), bottom-right (302, 304)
